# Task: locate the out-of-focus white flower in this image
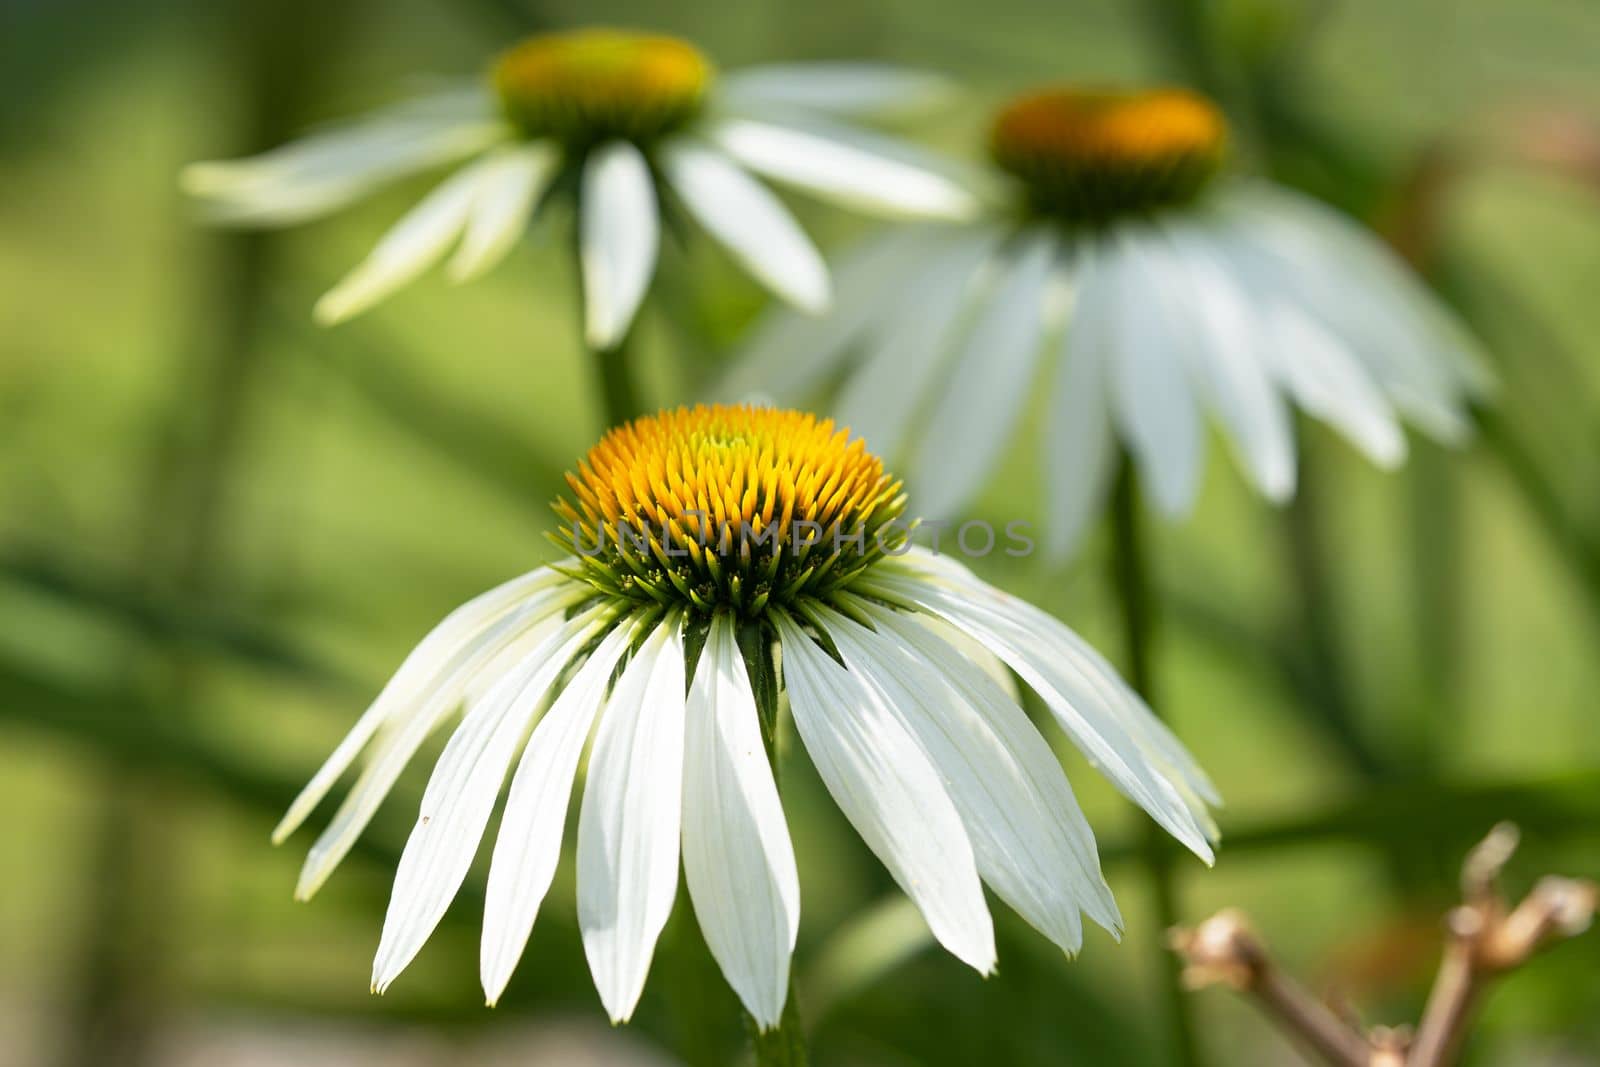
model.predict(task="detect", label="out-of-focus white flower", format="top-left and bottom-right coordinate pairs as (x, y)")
top-left (721, 87), bottom-right (1492, 558)
top-left (183, 30), bottom-right (974, 345)
top-left (275, 404), bottom-right (1216, 1029)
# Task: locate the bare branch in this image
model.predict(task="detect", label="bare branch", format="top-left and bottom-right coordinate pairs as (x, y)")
top-left (1170, 911), bottom-right (1373, 1067)
top-left (1171, 823), bottom-right (1596, 1067)
top-left (1411, 826), bottom-right (1596, 1067)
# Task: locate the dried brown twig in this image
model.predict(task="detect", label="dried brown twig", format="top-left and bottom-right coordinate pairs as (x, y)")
top-left (1169, 824), bottom-right (1596, 1067)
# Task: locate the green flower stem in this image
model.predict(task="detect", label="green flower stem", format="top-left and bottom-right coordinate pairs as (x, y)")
top-left (1476, 404), bottom-right (1600, 632)
top-left (1137, 0), bottom-right (1226, 98)
top-left (1108, 457), bottom-right (1202, 1067)
top-left (741, 620), bottom-right (810, 1067)
top-left (1281, 440), bottom-right (1388, 781)
top-left (1407, 440), bottom-right (1462, 769)
top-left (749, 995), bottom-right (809, 1067)
top-left (594, 329), bottom-right (644, 429)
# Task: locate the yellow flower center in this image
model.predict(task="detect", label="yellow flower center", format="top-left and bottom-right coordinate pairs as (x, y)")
top-left (492, 29), bottom-right (713, 146)
top-left (552, 405), bottom-right (907, 617)
top-left (989, 87), bottom-right (1227, 222)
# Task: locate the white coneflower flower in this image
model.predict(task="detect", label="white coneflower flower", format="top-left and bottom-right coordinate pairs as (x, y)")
top-left (720, 87), bottom-right (1492, 558)
top-left (182, 29), bottom-right (974, 345)
top-left (276, 403), bottom-right (1217, 1029)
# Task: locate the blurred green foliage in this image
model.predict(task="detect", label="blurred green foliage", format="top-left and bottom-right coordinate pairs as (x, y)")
top-left (3, 0), bottom-right (1600, 1064)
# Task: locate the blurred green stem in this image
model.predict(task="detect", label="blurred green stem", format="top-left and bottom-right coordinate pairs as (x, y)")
top-left (750, 997), bottom-right (809, 1067)
top-left (1407, 441), bottom-right (1462, 770)
top-left (594, 330), bottom-right (644, 429)
top-left (1139, 0), bottom-right (1225, 97)
top-left (1108, 457), bottom-right (1202, 1067)
top-left (1281, 442), bottom-right (1387, 780)
top-left (1475, 404), bottom-right (1600, 627)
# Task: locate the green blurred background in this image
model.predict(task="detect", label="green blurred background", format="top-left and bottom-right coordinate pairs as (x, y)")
top-left (3, 0), bottom-right (1599, 1064)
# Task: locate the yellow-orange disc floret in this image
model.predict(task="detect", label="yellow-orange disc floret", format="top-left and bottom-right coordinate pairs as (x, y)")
top-left (552, 405), bottom-right (907, 616)
top-left (990, 87), bottom-right (1227, 222)
top-left (493, 29), bottom-right (712, 147)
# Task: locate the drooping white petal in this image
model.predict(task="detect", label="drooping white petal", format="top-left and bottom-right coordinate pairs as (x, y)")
top-left (1045, 245), bottom-right (1118, 561)
top-left (480, 621), bottom-right (637, 1005)
top-left (1218, 184), bottom-right (1482, 439)
top-left (859, 606), bottom-right (1110, 920)
top-left (313, 154), bottom-right (507, 325)
top-left (663, 141), bottom-right (829, 313)
top-left (383, 85), bottom-right (503, 122)
top-left (1212, 224), bottom-right (1407, 467)
top-left (708, 115), bottom-right (977, 220)
top-left (274, 568), bottom-right (567, 844)
top-left (772, 612), bottom-right (995, 972)
top-left (910, 230), bottom-right (1057, 518)
top-left (447, 142), bottom-right (560, 282)
top-left (1102, 229), bottom-right (1207, 517)
top-left (715, 228), bottom-right (941, 402)
top-left (1265, 299), bottom-right (1409, 468)
top-left (682, 615), bottom-right (800, 1029)
top-left (1239, 184), bottom-right (1493, 392)
top-left (898, 550), bottom-right (1219, 813)
top-left (821, 601), bottom-right (1121, 950)
top-left (835, 227), bottom-right (1003, 460)
top-left (580, 141), bottom-right (660, 349)
top-left (460, 612), bottom-right (564, 708)
top-left (860, 553), bottom-right (1216, 861)
top-left (923, 617), bottom-right (1021, 704)
top-left (1156, 219), bottom-right (1297, 502)
top-left (183, 93), bottom-right (507, 227)
top-left (372, 607), bottom-right (611, 992)
top-left (718, 63), bottom-right (955, 120)
top-left (578, 616), bottom-right (688, 1023)
top-left (292, 578), bottom-right (589, 899)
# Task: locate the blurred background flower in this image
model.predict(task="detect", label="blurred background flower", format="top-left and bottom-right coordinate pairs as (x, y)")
top-left (183, 27), bottom-right (972, 426)
top-left (3, 0), bottom-right (1600, 1065)
top-left (720, 85), bottom-right (1491, 559)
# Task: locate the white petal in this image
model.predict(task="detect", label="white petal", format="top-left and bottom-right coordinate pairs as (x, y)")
top-left (773, 612), bottom-right (995, 972)
top-left (1219, 185), bottom-right (1481, 438)
top-left (1265, 298), bottom-right (1408, 468)
top-left (708, 115), bottom-right (977, 220)
top-left (293, 579), bottom-right (587, 899)
top-left (372, 607), bottom-right (611, 992)
top-left (580, 141), bottom-right (660, 350)
top-left (274, 568), bottom-right (566, 844)
top-left (183, 94), bottom-right (506, 227)
top-left (835, 227), bottom-right (1003, 459)
top-left (1212, 224), bottom-right (1407, 467)
top-left (447, 143), bottom-right (560, 282)
top-left (480, 621), bottom-right (637, 1005)
top-left (578, 616), bottom-right (688, 1023)
top-left (1045, 245), bottom-right (1117, 561)
top-left (1237, 184), bottom-right (1492, 393)
top-left (910, 230), bottom-right (1056, 518)
top-left (822, 601), bottom-right (1121, 949)
top-left (682, 615), bottom-right (800, 1029)
top-left (898, 550), bottom-right (1220, 812)
top-left (663, 142), bottom-right (829, 312)
top-left (923, 617), bottom-right (1021, 704)
top-left (718, 63), bottom-right (955, 119)
top-left (313, 156), bottom-right (500, 325)
top-left (1156, 219), bottom-right (1297, 501)
top-left (715, 227), bottom-right (941, 402)
top-left (1102, 230), bottom-right (1207, 516)
top-left (861, 554), bottom-right (1216, 861)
